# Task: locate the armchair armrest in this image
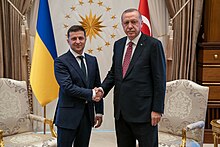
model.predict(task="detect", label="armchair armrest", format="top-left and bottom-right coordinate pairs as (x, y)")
top-left (181, 121), bottom-right (205, 147)
top-left (0, 130), bottom-right (4, 147)
top-left (27, 114), bottom-right (57, 138)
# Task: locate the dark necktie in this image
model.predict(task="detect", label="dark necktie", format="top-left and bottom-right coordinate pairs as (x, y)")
top-left (122, 41), bottom-right (133, 77)
top-left (78, 56), bottom-right (87, 81)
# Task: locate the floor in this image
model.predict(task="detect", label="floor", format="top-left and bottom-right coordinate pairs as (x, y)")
top-left (89, 131), bottom-right (218, 147)
top-left (90, 131), bottom-right (116, 147)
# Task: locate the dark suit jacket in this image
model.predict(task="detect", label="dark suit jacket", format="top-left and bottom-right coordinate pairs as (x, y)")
top-left (102, 33), bottom-right (166, 123)
top-left (54, 50), bottom-right (103, 130)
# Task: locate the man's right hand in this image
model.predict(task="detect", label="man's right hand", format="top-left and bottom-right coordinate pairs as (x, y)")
top-left (92, 87), bottom-right (104, 102)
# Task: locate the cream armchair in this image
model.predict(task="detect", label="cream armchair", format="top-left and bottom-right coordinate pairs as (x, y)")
top-left (158, 79), bottom-right (209, 147)
top-left (0, 78), bottom-right (57, 147)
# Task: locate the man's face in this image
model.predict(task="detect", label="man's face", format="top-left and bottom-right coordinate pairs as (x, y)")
top-left (122, 11), bottom-right (142, 40)
top-left (67, 31), bottom-right (86, 54)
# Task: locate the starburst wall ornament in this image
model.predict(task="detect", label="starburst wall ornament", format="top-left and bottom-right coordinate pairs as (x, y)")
top-left (62, 0), bottom-right (120, 54)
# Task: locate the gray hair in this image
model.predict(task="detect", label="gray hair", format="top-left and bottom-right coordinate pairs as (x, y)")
top-left (121, 8), bottom-right (142, 22)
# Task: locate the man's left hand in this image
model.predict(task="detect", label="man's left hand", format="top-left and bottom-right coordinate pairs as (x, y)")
top-left (94, 115), bottom-right (103, 128)
top-left (151, 111), bottom-right (162, 126)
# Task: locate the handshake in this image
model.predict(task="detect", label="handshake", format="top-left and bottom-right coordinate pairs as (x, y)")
top-left (92, 87), bottom-right (104, 102)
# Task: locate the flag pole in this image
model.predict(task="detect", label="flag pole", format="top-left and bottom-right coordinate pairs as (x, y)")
top-left (44, 106), bottom-right (46, 134)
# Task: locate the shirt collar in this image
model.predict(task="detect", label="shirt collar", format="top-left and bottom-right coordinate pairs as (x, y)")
top-left (69, 49), bottom-right (85, 58)
top-left (126, 32), bottom-right (142, 46)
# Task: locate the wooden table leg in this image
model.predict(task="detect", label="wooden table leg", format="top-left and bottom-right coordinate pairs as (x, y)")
top-left (213, 132), bottom-right (219, 147)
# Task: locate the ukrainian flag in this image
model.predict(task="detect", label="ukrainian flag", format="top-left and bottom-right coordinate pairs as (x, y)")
top-left (30, 0), bottom-right (59, 106)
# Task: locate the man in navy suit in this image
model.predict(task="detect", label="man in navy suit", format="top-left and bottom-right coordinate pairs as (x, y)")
top-left (54, 25), bottom-right (103, 147)
top-left (99, 8), bottom-right (166, 147)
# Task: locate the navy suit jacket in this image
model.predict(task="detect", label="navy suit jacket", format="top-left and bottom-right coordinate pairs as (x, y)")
top-left (102, 33), bottom-right (166, 123)
top-left (54, 50), bottom-right (103, 129)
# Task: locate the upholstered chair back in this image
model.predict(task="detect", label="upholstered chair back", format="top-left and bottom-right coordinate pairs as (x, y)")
top-left (0, 78), bottom-right (32, 136)
top-left (159, 79), bottom-right (209, 146)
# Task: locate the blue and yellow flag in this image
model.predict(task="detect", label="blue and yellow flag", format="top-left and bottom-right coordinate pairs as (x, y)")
top-left (30, 0), bottom-right (59, 106)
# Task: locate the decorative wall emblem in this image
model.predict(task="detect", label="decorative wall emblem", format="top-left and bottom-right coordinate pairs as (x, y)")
top-left (62, 0), bottom-right (119, 54)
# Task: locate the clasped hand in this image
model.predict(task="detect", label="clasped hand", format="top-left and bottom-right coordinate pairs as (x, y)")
top-left (92, 87), bottom-right (104, 102)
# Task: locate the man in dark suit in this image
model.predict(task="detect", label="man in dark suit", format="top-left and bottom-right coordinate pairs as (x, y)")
top-left (54, 25), bottom-right (103, 147)
top-left (99, 8), bottom-right (166, 147)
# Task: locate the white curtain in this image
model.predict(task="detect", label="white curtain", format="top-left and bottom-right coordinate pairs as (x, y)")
top-left (148, 0), bottom-right (169, 47)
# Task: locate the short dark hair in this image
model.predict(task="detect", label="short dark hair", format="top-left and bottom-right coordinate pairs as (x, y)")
top-left (121, 8), bottom-right (142, 22)
top-left (67, 25), bottom-right (86, 38)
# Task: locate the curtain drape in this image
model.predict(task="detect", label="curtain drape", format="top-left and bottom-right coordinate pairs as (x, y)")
top-left (165, 0), bottom-right (204, 81)
top-left (0, 0), bottom-right (32, 81)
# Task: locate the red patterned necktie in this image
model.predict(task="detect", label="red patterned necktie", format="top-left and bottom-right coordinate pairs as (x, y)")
top-left (122, 41), bottom-right (133, 78)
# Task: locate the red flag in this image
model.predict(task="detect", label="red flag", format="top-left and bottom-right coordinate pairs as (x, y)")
top-left (138, 0), bottom-right (152, 36)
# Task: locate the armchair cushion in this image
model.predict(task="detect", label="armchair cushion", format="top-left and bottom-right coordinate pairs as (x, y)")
top-left (2, 132), bottom-right (56, 147)
top-left (159, 132), bottom-right (200, 147)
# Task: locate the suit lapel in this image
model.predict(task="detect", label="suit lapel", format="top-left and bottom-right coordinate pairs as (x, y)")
top-left (117, 38), bottom-right (126, 80)
top-left (85, 54), bottom-right (92, 87)
top-left (123, 34), bottom-right (147, 78)
top-left (66, 51), bottom-right (88, 87)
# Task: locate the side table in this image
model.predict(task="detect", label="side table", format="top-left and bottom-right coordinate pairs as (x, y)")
top-left (211, 119), bottom-right (220, 147)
